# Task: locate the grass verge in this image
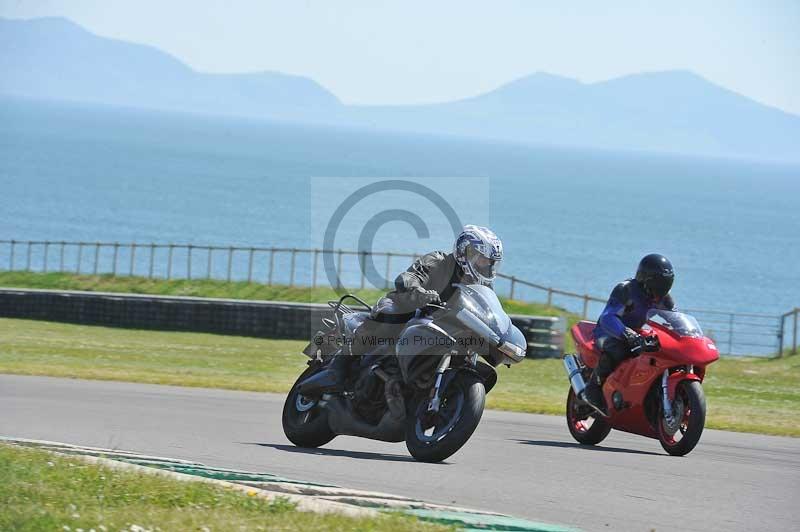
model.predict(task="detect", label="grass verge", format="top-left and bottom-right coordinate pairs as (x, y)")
top-left (0, 271), bottom-right (580, 352)
top-left (0, 271), bottom-right (569, 317)
top-left (1, 318), bottom-right (797, 437)
top-left (0, 444), bottom-right (448, 532)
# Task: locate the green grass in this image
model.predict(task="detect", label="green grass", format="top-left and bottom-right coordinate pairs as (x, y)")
top-left (0, 270), bottom-right (568, 316)
top-left (1, 318), bottom-right (797, 437)
top-left (0, 271), bottom-right (580, 353)
top-left (0, 444), bottom-right (448, 532)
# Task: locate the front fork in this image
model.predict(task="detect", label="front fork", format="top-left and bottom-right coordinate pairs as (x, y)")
top-left (661, 365), bottom-right (694, 424)
top-left (427, 353), bottom-right (452, 413)
top-left (427, 350), bottom-right (473, 413)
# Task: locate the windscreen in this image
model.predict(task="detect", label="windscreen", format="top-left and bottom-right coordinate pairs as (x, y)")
top-left (453, 284), bottom-right (511, 336)
top-left (647, 309), bottom-right (703, 338)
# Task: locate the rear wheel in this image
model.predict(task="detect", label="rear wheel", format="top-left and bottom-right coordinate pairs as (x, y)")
top-left (566, 387), bottom-right (612, 445)
top-left (405, 372), bottom-right (485, 463)
top-left (282, 365), bottom-right (336, 448)
top-left (657, 380), bottom-right (706, 456)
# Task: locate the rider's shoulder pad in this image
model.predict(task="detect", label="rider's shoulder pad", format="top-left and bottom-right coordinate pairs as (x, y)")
top-left (610, 280), bottom-right (635, 305)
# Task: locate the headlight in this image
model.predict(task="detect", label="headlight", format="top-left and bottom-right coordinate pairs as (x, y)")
top-left (498, 341), bottom-right (526, 362)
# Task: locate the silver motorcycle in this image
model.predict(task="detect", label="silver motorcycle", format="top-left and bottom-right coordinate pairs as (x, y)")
top-left (282, 283), bottom-right (527, 462)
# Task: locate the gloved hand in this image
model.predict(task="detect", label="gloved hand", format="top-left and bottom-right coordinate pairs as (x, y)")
top-left (623, 327), bottom-right (645, 354)
top-left (412, 288), bottom-right (442, 307)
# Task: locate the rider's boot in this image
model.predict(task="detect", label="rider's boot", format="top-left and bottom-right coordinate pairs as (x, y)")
top-left (581, 372), bottom-right (608, 417)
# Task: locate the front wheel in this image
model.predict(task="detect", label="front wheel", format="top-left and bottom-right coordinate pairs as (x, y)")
top-left (657, 380), bottom-right (706, 456)
top-left (405, 372), bottom-right (485, 463)
top-left (282, 364), bottom-right (336, 448)
top-left (566, 387), bottom-right (612, 445)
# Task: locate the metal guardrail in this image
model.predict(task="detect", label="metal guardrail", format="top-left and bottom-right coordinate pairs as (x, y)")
top-left (498, 273), bottom-right (605, 319)
top-left (0, 238), bottom-right (795, 356)
top-left (0, 239), bottom-right (418, 288)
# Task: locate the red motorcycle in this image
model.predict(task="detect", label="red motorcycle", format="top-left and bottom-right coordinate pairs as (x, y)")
top-left (563, 309), bottom-right (719, 456)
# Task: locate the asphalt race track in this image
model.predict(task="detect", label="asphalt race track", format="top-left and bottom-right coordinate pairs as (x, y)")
top-left (2, 375), bottom-right (798, 532)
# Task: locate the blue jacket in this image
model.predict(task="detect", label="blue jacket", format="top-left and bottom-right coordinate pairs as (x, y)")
top-left (594, 279), bottom-right (675, 340)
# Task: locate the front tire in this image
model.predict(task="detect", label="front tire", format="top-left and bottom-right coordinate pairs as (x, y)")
top-left (657, 380), bottom-right (706, 456)
top-left (405, 372), bottom-right (485, 463)
top-left (282, 364), bottom-right (336, 448)
top-left (566, 387), bottom-right (612, 445)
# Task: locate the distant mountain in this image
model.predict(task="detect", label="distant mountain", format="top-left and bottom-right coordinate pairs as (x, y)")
top-left (0, 17), bottom-right (341, 120)
top-left (2, 16), bottom-right (799, 161)
top-left (347, 71), bottom-right (800, 161)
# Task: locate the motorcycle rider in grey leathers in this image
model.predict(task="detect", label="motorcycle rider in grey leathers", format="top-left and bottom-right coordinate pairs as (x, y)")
top-left (325, 225), bottom-right (504, 387)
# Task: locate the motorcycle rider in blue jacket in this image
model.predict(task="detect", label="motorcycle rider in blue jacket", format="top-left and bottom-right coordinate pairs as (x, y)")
top-left (582, 254), bottom-right (676, 415)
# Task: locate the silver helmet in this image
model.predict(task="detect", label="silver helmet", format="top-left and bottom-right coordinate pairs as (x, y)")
top-left (454, 225), bottom-right (503, 287)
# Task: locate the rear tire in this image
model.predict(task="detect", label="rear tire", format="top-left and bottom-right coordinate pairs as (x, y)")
top-left (566, 387), bottom-right (612, 445)
top-left (282, 364), bottom-right (336, 448)
top-left (657, 380), bottom-right (706, 456)
top-left (405, 372), bottom-right (485, 463)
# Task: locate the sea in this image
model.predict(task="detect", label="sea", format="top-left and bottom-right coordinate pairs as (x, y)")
top-left (1, 97), bottom-right (798, 320)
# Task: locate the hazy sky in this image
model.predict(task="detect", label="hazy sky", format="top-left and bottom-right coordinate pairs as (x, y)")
top-left (2, 1), bottom-right (799, 114)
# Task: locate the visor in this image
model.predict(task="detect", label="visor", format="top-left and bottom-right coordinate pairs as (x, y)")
top-left (467, 249), bottom-right (500, 280)
top-left (647, 274), bottom-right (674, 298)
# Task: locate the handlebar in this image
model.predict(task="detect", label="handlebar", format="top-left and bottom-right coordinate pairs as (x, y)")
top-left (420, 301), bottom-right (447, 317)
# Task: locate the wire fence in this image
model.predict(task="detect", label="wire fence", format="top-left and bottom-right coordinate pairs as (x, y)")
top-left (779, 308), bottom-right (800, 357)
top-left (0, 238), bottom-right (795, 357)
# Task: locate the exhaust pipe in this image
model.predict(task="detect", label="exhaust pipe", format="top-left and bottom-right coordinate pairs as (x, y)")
top-left (321, 395), bottom-right (405, 443)
top-left (563, 354), bottom-right (586, 396)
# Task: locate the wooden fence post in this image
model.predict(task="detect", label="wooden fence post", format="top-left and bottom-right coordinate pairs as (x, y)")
top-left (167, 244), bottom-right (174, 279)
top-left (112, 242), bottom-right (119, 276)
top-left (289, 248), bottom-right (297, 286)
top-left (311, 249), bottom-right (319, 288)
top-left (93, 242), bottom-right (100, 274)
top-left (359, 251), bottom-right (366, 289)
top-left (148, 244), bottom-right (155, 279)
top-left (336, 249), bottom-right (343, 289)
top-left (268, 249), bottom-right (275, 285)
top-left (226, 246), bottom-right (233, 282)
top-left (247, 248), bottom-right (255, 283)
top-left (385, 252), bottom-right (392, 289)
top-left (130, 243), bottom-right (137, 276)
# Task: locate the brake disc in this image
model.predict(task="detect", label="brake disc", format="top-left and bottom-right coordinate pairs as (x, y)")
top-left (663, 395), bottom-right (686, 436)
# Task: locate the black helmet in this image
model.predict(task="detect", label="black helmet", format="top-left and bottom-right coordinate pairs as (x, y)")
top-left (635, 254), bottom-right (674, 299)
